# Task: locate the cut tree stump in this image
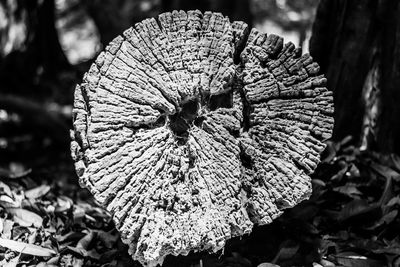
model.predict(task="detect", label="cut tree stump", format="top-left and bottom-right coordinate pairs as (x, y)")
top-left (70, 10), bottom-right (334, 266)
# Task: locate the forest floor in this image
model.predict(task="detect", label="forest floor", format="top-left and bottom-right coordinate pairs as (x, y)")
top-left (0, 136), bottom-right (400, 267)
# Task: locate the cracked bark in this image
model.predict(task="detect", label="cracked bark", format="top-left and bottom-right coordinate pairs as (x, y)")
top-left (71, 10), bottom-right (334, 267)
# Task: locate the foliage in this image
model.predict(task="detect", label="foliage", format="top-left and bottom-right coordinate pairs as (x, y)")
top-left (0, 157), bottom-right (136, 267)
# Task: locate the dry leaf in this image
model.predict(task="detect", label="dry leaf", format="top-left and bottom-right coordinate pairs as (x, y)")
top-left (2, 219), bottom-right (14, 239)
top-left (333, 185), bottom-right (362, 197)
top-left (25, 185), bottom-right (51, 199)
top-left (2, 253), bottom-right (20, 267)
top-left (55, 196), bottom-right (73, 212)
top-left (0, 237), bottom-right (56, 257)
top-left (0, 194), bottom-right (18, 208)
top-left (335, 252), bottom-right (383, 267)
top-left (0, 181), bottom-right (12, 196)
top-left (76, 231), bottom-right (95, 250)
top-left (257, 263), bottom-right (280, 267)
top-left (338, 199), bottom-right (381, 223)
top-left (387, 196), bottom-right (400, 207)
top-left (6, 208), bottom-right (43, 227)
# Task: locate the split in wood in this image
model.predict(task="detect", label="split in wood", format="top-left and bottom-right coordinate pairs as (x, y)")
top-left (71, 10), bottom-right (334, 267)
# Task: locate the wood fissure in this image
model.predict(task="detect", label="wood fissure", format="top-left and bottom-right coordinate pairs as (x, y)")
top-left (71, 10), bottom-right (333, 267)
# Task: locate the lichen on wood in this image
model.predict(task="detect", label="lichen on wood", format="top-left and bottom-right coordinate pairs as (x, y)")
top-left (70, 10), bottom-right (334, 266)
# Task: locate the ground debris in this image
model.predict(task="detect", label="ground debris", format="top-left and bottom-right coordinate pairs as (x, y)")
top-left (0, 136), bottom-right (399, 266)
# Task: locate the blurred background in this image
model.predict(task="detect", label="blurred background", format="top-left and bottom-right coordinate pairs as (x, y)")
top-left (3, 0), bottom-right (400, 163)
top-left (0, 0), bottom-right (320, 164)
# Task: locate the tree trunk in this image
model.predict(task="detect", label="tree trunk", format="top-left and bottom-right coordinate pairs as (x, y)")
top-left (0, 0), bottom-right (70, 98)
top-left (310, 0), bottom-right (400, 154)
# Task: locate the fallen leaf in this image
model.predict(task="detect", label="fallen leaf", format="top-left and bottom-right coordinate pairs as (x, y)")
top-left (312, 179), bottom-right (326, 187)
top-left (0, 237), bottom-right (56, 257)
top-left (370, 162), bottom-right (400, 182)
top-left (76, 231), bottom-right (95, 250)
top-left (387, 196), bottom-right (400, 207)
top-left (338, 199), bottom-right (381, 224)
top-left (339, 136), bottom-right (353, 147)
top-left (56, 232), bottom-right (86, 244)
top-left (257, 263), bottom-right (280, 267)
top-left (6, 208), bottom-right (43, 227)
top-left (381, 209), bottom-right (398, 224)
top-left (11, 225), bottom-right (31, 240)
top-left (61, 246), bottom-right (87, 257)
top-left (55, 196), bottom-right (73, 212)
top-left (389, 154), bottom-right (400, 172)
top-left (372, 246), bottom-right (400, 255)
top-left (0, 181), bottom-right (12, 197)
top-left (25, 185), bottom-right (51, 199)
top-left (47, 256), bottom-right (60, 265)
top-left (1, 219), bottom-right (14, 239)
top-left (73, 206), bottom-right (85, 221)
top-left (0, 194), bottom-right (18, 208)
top-left (320, 259), bottom-right (335, 267)
top-left (335, 252), bottom-right (383, 267)
top-left (347, 164), bottom-right (361, 178)
top-left (59, 253), bottom-right (84, 267)
top-left (28, 229), bottom-right (37, 244)
top-left (3, 253), bottom-right (20, 267)
top-left (87, 248), bottom-right (101, 260)
top-left (36, 262), bottom-right (58, 267)
top-left (333, 185), bottom-right (362, 198)
top-left (364, 210), bottom-right (398, 230)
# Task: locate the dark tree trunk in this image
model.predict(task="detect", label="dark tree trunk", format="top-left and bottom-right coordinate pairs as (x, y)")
top-left (82, 0), bottom-right (134, 46)
top-left (0, 0), bottom-right (70, 98)
top-left (0, 0), bottom-right (71, 149)
top-left (310, 0), bottom-right (400, 154)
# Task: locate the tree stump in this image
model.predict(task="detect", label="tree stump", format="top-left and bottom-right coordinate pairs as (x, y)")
top-left (71, 10), bottom-right (334, 266)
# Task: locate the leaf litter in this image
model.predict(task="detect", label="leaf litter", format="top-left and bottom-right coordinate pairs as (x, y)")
top-left (0, 136), bottom-right (399, 266)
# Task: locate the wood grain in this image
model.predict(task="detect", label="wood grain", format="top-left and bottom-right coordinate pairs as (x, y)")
top-left (71, 10), bottom-right (334, 266)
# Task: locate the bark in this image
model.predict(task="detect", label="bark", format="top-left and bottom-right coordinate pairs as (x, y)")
top-left (310, 0), bottom-right (400, 153)
top-left (71, 10), bottom-right (333, 266)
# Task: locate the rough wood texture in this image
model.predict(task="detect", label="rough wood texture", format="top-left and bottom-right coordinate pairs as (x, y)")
top-left (71, 10), bottom-right (334, 266)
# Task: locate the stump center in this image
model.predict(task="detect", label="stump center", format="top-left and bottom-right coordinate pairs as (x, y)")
top-left (169, 98), bottom-right (200, 142)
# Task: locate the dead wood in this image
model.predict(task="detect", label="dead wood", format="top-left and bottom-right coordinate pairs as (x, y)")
top-left (71, 10), bottom-right (334, 266)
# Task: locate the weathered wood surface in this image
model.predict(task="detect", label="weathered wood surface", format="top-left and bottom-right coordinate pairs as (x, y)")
top-left (71, 10), bottom-right (334, 266)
